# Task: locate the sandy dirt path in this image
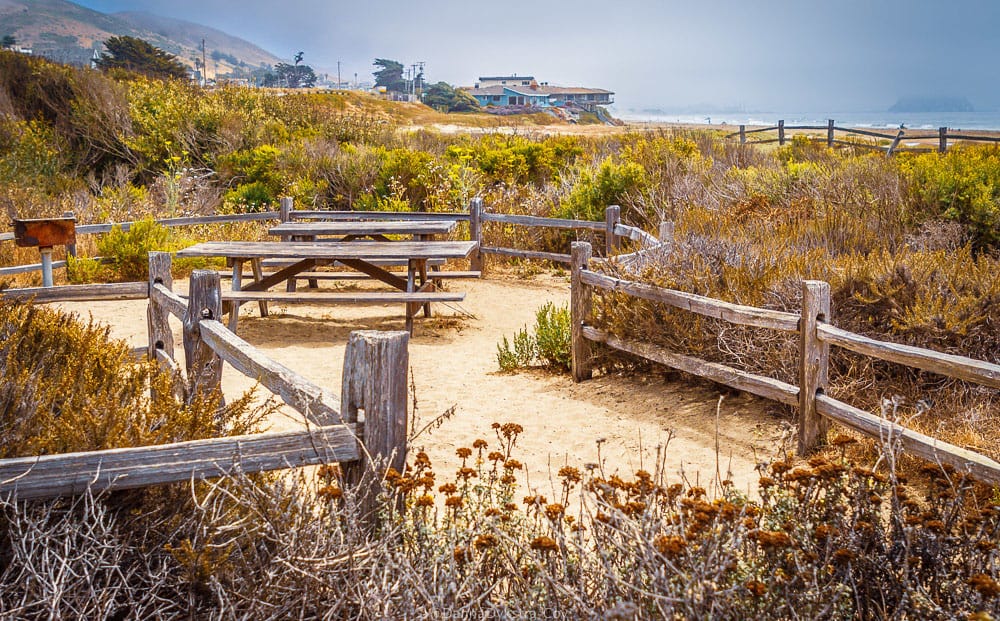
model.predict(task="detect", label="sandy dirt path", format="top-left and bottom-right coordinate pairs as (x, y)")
top-left (57, 270), bottom-right (786, 497)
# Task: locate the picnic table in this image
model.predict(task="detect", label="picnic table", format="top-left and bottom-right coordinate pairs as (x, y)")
top-left (176, 240), bottom-right (477, 333)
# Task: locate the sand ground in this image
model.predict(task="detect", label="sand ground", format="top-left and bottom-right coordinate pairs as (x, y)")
top-left (56, 269), bottom-right (787, 497)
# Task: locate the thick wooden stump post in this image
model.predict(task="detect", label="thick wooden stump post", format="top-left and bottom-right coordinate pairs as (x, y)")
top-left (147, 251), bottom-right (174, 360)
top-left (605, 205), bottom-right (621, 257)
top-left (341, 330), bottom-right (409, 528)
top-left (469, 197), bottom-right (483, 273)
top-left (939, 127), bottom-right (948, 153)
top-left (184, 270), bottom-right (223, 404)
top-left (571, 242), bottom-right (593, 382)
top-left (827, 119), bottom-right (835, 148)
top-left (778, 119), bottom-right (785, 146)
top-left (798, 280), bottom-right (830, 455)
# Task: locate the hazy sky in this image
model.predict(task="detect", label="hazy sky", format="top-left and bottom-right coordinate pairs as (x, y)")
top-left (74, 0), bottom-right (999, 112)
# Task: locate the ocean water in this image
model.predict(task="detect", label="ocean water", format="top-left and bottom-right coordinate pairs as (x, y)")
top-left (617, 111), bottom-right (1000, 132)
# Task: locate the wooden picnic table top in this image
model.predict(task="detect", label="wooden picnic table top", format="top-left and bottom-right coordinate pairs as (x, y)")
top-left (268, 220), bottom-right (457, 237)
top-left (177, 240), bottom-right (477, 261)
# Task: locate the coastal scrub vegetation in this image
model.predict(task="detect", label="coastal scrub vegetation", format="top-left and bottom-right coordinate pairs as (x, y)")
top-left (3, 49), bottom-right (1000, 617)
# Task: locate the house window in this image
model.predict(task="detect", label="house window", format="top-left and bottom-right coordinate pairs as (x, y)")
top-left (492, 95), bottom-right (501, 102)
top-left (522, 81), bottom-right (530, 85)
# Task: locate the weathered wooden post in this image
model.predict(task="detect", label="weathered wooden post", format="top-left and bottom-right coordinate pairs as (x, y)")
top-left (887, 128), bottom-right (905, 157)
top-left (340, 330), bottom-right (409, 528)
top-left (798, 280), bottom-right (830, 455)
top-left (183, 270), bottom-right (223, 404)
top-left (62, 211), bottom-right (76, 258)
top-left (827, 119), bottom-right (835, 148)
top-left (147, 251), bottom-right (174, 360)
top-left (939, 127), bottom-right (948, 153)
top-left (571, 242), bottom-right (593, 382)
top-left (605, 205), bottom-right (621, 256)
top-left (739, 125), bottom-right (746, 144)
top-left (469, 197), bottom-right (483, 273)
top-left (778, 120), bottom-right (785, 146)
top-left (279, 196), bottom-right (293, 240)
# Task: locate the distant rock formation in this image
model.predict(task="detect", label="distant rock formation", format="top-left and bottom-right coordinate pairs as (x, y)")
top-left (888, 97), bottom-right (974, 113)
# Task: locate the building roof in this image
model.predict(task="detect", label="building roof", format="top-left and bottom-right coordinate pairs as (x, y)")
top-left (464, 85), bottom-right (614, 97)
top-left (478, 75), bottom-right (535, 82)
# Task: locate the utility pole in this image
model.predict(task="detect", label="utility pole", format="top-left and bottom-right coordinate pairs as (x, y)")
top-left (200, 39), bottom-right (207, 86)
top-left (416, 61), bottom-right (425, 100)
top-left (337, 61), bottom-right (341, 89)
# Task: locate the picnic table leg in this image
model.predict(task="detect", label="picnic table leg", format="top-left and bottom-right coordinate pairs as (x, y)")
top-left (405, 259), bottom-right (416, 334)
top-left (250, 258), bottom-right (269, 318)
top-left (306, 235), bottom-right (319, 289)
top-left (418, 259), bottom-right (432, 318)
top-left (285, 235), bottom-right (300, 292)
top-left (228, 259), bottom-right (243, 332)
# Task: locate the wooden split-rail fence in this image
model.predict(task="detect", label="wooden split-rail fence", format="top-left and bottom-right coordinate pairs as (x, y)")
top-left (726, 119), bottom-right (1000, 156)
top-left (0, 252), bottom-right (408, 525)
top-left (3, 201), bottom-right (1000, 492)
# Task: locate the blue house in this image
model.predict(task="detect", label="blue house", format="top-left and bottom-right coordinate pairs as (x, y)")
top-left (463, 75), bottom-right (614, 112)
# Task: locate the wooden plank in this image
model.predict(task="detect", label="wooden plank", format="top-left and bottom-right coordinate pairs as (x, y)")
top-left (219, 291), bottom-right (465, 304)
top-left (341, 331), bottom-right (409, 527)
top-left (151, 283), bottom-right (188, 319)
top-left (176, 241), bottom-right (477, 261)
top-left (571, 243), bottom-right (594, 382)
top-left (199, 319), bottom-right (340, 426)
top-left (221, 270), bottom-right (481, 281)
top-left (479, 246), bottom-right (572, 264)
top-left (817, 323), bottom-right (1000, 390)
top-left (815, 395), bottom-right (1000, 487)
top-left (269, 221), bottom-right (457, 237)
top-left (292, 210), bottom-right (470, 222)
top-left (480, 212), bottom-right (607, 231)
top-left (74, 212), bottom-right (279, 235)
top-left (613, 223), bottom-right (659, 247)
top-left (580, 270), bottom-right (799, 332)
top-left (0, 425), bottom-right (359, 501)
top-left (835, 126), bottom-right (897, 140)
top-left (1, 281), bottom-right (147, 303)
top-left (131, 346), bottom-right (149, 360)
top-left (798, 281), bottom-right (831, 454)
top-left (584, 327), bottom-right (799, 406)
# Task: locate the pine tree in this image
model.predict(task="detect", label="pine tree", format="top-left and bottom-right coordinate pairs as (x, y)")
top-left (97, 36), bottom-right (188, 80)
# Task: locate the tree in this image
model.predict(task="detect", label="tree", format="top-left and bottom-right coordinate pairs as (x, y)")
top-left (271, 62), bottom-right (316, 88)
top-left (1, 35), bottom-right (16, 49)
top-left (423, 81), bottom-right (480, 112)
top-left (373, 58), bottom-right (406, 93)
top-left (97, 36), bottom-right (188, 80)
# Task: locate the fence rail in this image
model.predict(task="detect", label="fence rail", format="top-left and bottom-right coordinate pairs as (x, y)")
top-left (570, 241), bottom-right (1000, 486)
top-left (1, 281), bottom-right (147, 303)
top-left (726, 119), bottom-right (1000, 155)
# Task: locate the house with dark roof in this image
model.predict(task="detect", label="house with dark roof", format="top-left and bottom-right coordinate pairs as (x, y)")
top-left (462, 75), bottom-right (614, 112)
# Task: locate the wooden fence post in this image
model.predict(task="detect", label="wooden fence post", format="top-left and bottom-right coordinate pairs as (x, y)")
top-left (939, 127), bottom-right (948, 153)
top-left (605, 205), bottom-right (621, 256)
top-left (279, 196), bottom-right (293, 238)
top-left (778, 120), bottom-right (785, 146)
top-left (62, 211), bottom-right (76, 258)
top-left (798, 280), bottom-right (830, 455)
top-left (183, 270), bottom-right (223, 404)
top-left (887, 128), bottom-right (905, 156)
top-left (147, 251), bottom-right (174, 360)
top-left (739, 125), bottom-right (746, 144)
top-left (827, 119), bottom-right (835, 148)
top-left (571, 242), bottom-right (593, 382)
top-left (341, 330), bottom-right (409, 528)
top-left (469, 197), bottom-right (483, 272)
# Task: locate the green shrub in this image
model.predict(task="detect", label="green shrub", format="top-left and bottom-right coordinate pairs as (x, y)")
top-left (557, 158), bottom-right (647, 221)
top-left (496, 302), bottom-right (571, 372)
top-left (899, 145), bottom-right (1000, 249)
top-left (75, 217), bottom-right (209, 282)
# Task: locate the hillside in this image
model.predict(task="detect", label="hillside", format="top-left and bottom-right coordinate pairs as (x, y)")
top-left (0, 0), bottom-right (282, 73)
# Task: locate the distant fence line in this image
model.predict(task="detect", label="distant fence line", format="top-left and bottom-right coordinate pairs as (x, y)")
top-left (726, 119), bottom-right (1000, 155)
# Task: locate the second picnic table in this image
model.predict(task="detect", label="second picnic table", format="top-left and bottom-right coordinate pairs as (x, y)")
top-left (176, 240), bottom-right (477, 333)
